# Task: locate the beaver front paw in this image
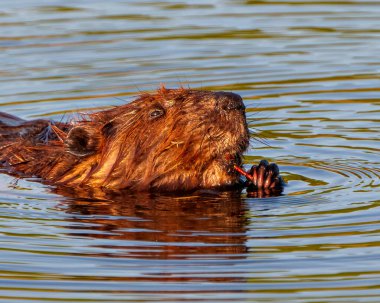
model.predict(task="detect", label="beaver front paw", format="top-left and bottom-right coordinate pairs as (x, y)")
top-left (233, 159), bottom-right (284, 193)
top-left (244, 160), bottom-right (284, 198)
top-left (246, 160), bottom-right (283, 189)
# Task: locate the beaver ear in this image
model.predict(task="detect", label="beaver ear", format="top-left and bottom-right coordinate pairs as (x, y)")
top-left (65, 125), bottom-right (103, 157)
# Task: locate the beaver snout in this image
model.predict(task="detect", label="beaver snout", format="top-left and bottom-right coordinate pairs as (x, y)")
top-left (216, 92), bottom-right (245, 111)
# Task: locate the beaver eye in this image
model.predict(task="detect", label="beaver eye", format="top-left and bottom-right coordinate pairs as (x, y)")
top-left (149, 108), bottom-right (165, 119)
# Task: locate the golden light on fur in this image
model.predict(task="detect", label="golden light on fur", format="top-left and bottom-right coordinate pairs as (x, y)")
top-left (0, 87), bottom-right (250, 192)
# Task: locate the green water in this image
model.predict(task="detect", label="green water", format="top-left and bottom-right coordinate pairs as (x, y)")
top-left (0, 0), bottom-right (379, 302)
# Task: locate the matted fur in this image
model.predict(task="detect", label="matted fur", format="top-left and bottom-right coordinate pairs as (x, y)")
top-left (0, 87), bottom-right (249, 191)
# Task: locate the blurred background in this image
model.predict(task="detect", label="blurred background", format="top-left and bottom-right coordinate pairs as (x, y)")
top-left (0, 1), bottom-right (380, 302)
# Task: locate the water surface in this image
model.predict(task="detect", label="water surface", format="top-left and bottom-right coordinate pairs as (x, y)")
top-left (0, 0), bottom-right (379, 302)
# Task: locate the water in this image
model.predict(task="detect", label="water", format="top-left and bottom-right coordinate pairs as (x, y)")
top-left (0, 0), bottom-right (379, 302)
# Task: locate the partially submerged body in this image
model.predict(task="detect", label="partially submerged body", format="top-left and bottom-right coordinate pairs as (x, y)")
top-left (0, 87), bottom-right (282, 194)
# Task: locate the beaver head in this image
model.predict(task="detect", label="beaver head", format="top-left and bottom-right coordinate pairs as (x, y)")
top-left (57, 87), bottom-right (250, 191)
top-left (1, 87), bottom-right (250, 192)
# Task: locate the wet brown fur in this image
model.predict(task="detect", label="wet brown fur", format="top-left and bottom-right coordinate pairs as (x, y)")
top-left (0, 87), bottom-right (249, 191)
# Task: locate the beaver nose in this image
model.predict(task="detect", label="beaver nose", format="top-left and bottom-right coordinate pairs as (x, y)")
top-left (216, 92), bottom-right (245, 111)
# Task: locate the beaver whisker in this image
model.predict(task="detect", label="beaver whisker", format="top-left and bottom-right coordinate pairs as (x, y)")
top-left (248, 127), bottom-right (271, 147)
top-left (249, 136), bottom-right (271, 148)
top-left (246, 111), bottom-right (263, 119)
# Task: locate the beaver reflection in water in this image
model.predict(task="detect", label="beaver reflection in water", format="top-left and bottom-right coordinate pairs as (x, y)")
top-left (0, 87), bottom-right (282, 193)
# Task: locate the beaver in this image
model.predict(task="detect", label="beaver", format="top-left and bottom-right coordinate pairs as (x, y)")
top-left (0, 87), bottom-right (282, 192)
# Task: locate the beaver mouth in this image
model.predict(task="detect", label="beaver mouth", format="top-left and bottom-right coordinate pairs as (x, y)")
top-left (223, 151), bottom-right (244, 175)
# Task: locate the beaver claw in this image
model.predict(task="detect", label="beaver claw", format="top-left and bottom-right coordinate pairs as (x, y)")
top-left (246, 160), bottom-right (284, 198)
top-left (246, 160), bottom-right (283, 189)
top-left (234, 160), bottom-right (284, 197)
